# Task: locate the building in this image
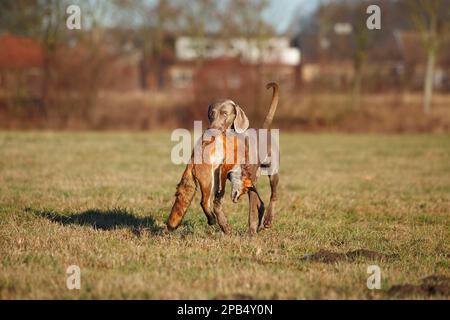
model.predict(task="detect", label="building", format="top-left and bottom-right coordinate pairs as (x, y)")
top-left (0, 34), bottom-right (43, 97)
top-left (169, 36), bottom-right (301, 90)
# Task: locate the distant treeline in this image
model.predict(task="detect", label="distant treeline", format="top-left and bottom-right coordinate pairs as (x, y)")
top-left (0, 0), bottom-right (449, 131)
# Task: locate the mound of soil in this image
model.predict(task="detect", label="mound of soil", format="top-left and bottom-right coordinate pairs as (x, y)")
top-left (301, 249), bottom-right (396, 263)
top-left (388, 275), bottom-right (450, 298)
top-left (214, 293), bottom-right (255, 300)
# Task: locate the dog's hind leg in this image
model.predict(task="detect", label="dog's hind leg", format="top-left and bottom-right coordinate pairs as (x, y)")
top-left (263, 173), bottom-right (279, 229)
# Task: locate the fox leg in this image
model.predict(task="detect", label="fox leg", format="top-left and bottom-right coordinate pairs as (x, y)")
top-left (213, 166), bottom-right (232, 234)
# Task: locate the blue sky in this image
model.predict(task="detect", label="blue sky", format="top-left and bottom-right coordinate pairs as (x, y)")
top-left (263, 0), bottom-right (320, 33)
top-left (118, 0), bottom-right (321, 33)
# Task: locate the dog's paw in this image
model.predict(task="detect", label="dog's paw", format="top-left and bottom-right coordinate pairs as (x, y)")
top-left (207, 216), bottom-right (217, 226)
top-left (221, 225), bottom-right (232, 235)
top-left (263, 216), bottom-right (273, 229)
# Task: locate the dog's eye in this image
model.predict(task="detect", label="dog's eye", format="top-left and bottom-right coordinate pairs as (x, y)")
top-left (222, 112), bottom-right (227, 116)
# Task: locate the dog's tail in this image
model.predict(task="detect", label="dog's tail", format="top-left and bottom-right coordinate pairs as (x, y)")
top-left (262, 82), bottom-right (279, 129)
top-left (166, 163), bottom-right (197, 231)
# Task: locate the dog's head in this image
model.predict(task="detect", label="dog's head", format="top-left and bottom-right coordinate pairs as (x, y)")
top-left (208, 100), bottom-right (249, 133)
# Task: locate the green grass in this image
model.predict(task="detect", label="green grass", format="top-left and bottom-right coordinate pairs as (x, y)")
top-left (0, 132), bottom-right (449, 299)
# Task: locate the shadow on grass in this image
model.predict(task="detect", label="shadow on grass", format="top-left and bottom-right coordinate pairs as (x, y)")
top-left (26, 207), bottom-right (164, 235)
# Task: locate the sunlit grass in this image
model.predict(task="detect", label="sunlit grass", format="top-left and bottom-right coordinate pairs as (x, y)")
top-left (0, 132), bottom-right (449, 299)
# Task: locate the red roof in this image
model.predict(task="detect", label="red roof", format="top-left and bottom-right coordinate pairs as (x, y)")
top-left (0, 34), bottom-right (43, 69)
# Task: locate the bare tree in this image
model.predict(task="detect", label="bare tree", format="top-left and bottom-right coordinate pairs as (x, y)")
top-left (223, 0), bottom-right (274, 120)
top-left (0, 0), bottom-right (43, 37)
top-left (408, 0), bottom-right (450, 114)
top-left (0, 0), bottom-right (68, 114)
top-left (113, 0), bottom-right (180, 90)
top-left (176, 0), bottom-right (221, 67)
top-left (350, 2), bottom-right (370, 109)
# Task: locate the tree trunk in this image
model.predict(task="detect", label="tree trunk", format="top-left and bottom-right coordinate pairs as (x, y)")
top-left (40, 51), bottom-right (51, 117)
top-left (423, 48), bottom-right (436, 115)
top-left (352, 67), bottom-right (363, 109)
top-left (139, 54), bottom-right (149, 91)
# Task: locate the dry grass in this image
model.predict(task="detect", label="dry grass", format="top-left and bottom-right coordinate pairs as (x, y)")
top-left (0, 132), bottom-right (449, 299)
top-left (2, 92), bottom-right (450, 132)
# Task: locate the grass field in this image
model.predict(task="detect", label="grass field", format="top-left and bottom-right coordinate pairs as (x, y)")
top-left (0, 132), bottom-right (449, 299)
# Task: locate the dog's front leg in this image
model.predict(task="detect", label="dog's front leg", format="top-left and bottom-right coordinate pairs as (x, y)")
top-left (248, 189), bottom-right (260, 235)
top-left (213, 166), bottom-right (232, 235)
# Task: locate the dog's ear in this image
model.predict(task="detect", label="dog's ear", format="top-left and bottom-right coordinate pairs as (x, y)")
top-left (233, 104), bottom-right (249, 133)
top-left (207, 104), bottom-right (213, 124)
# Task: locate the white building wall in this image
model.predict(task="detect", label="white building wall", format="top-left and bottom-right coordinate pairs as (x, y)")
top-left (175, 36), bottom-right (301, 66)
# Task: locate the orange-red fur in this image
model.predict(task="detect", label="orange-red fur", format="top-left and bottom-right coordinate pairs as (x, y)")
top-left (167, 83), bottom-right (279, 234)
